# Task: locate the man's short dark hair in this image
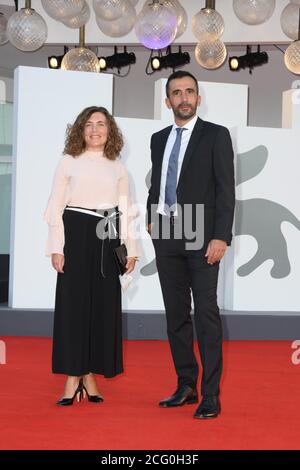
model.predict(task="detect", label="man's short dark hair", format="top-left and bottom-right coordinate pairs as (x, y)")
top-left (166, 70), bottom-right (199, 98)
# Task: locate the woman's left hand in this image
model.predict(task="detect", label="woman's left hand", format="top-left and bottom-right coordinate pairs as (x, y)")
top-left (126, 257), bottom-right (137, 274)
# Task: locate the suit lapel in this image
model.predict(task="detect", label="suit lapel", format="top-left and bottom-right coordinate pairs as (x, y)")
top-left (177, 117), bottom-right (205, 187)
top-left (155, 125), bottom-right (172, 189)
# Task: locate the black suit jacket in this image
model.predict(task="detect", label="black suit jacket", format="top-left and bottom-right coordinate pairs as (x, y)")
top-left (146, 117), bottom-right (235, 246)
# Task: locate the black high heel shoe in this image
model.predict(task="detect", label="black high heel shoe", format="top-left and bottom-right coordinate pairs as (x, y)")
top-left (82, 383), bottom-right (104, 403)
top-left (56, 379), bottom-right (84, 406)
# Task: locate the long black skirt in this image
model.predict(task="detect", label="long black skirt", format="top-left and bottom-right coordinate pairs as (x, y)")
top-left (52, 207), bottom-right (123, 378)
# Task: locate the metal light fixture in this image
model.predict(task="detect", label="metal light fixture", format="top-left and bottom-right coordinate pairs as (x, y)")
top-left (233, 0), bottom-right (275, 26)
top-left (7, 0), bottom-right (47, 52)
top-left (98, 46), bottom-right (136, 72)
top-left (61, 26), bottom-right (100, 72)
top-left (229, 45), bottom-right (268, 74)
top-left (284, 6), bottom-right (300, 74)
top-left (150, 46), bottom-right (190, 72)
top-left (135, 0), bottom-right (177, 50)
top-left (192, 0), bottom-right (224, 41)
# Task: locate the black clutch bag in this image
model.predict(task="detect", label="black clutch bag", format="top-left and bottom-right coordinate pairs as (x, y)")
top-left (113, 243), bottom-right (127, 275)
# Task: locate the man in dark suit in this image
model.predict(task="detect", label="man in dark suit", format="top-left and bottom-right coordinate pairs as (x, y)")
top-left (147, 71), bottom-right (235, 419)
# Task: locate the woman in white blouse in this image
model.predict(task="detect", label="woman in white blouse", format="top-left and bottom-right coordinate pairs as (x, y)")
top-left (44, 106), bottom-right (139, 405)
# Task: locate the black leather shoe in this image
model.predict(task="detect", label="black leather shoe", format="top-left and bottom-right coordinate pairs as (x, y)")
top-left (159, 385), bottom-right (198, 408)
top-left (193, 395), bottom-right (221, 419)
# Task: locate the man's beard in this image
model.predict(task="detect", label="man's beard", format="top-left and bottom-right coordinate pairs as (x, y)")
top-left (173, 104), bottom-right (196, 121)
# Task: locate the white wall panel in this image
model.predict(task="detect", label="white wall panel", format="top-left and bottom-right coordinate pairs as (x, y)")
top-left (10, 67), bottom-right (300, 312)
top-left (9, 66), bottom-right (113, 308)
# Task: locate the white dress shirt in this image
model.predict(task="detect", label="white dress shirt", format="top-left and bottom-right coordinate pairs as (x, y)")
top-left (157, 114), bottom-right (198, 216)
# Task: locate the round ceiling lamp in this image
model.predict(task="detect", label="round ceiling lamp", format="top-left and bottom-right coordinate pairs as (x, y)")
top-left (61, 26), bottom-right (100, 72)
top-left (135, 0), bottom-right (177, 50)
top-left (7, 1), bottom-right (47, 52)
top-left (62, 1), bottom-right (90, 28)
top-left (93, 0), bottom-right (128, 21)
top-left (284, 40), bottom-right (300, 74)
top-left (284, 6), bottom-right (300, 74)
top-left (164, 0), bottom-right (188, 39)
top-left (41, 0), bottom-right (84, 21)
top-left (192, 0), bottom-right (224, 40)
top-left (281, 3), bottom-right (300, 40)
top-left (195, 34), bottom-right (227, 69)
top-left (95, 2), bottom-right (136, 37)
top-left (233, 0), bottom-right (275, 25)
top-left (0, 12), bottom-right (8, 45)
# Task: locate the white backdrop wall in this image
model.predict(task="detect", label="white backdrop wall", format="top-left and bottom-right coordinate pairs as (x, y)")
top-left (9, 67), bottom-right (300, 312)
top-left (227, 126), bottom-right (300, 311)
top-left (9, 66), bottom-right (113, 308)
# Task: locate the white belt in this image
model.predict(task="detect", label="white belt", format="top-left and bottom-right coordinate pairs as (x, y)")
top-left (65, 207), bottom-right (119, 238)
top-left (65, 206), bottom-right (120, 278)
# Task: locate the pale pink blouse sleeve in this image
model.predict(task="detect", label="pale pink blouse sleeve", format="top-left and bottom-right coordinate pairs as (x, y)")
top-left (118, 163), bottom-right (140, 258)
top-left (44, 157), bottom-right (70, 256)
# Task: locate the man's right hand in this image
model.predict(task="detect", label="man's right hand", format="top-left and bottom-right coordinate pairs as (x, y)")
top-left (51, 253), bottom-right (65, 273)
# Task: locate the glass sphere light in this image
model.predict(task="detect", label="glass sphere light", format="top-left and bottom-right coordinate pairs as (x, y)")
top-left (233, 0), bottom-right (275, 25)
top-left (41, 0), bottom-right (84, 21)
top-left (192, 8), bottom-right (224, 40)
top-left (175, 1), bottom-right (188, 39)
top-left (95, 2), bottom-right (136, 37)
top-left (281, 3), bottom-right (300, 41)
top-left (195, 35), bottom-right (227, 70)
top-left (61, 47), bottom-right (100, 72)
top-left (135, 1), bottom-right (177, 50)
top-left (93, 0), bottom-right (128, 21)
top-left (0, 12), bottom-right (8, 45)
top-left (164, 0), bottom-right (188, 39)
top-left (63, 1), bottom-right (90, 28)
top-left (285, 40), bottom-right (300, 74)
top-left (7, 8), bottom-right (47, 51)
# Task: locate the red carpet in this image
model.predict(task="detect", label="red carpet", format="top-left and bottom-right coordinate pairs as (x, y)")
top-left (0, 338), bottom-right (299, 450)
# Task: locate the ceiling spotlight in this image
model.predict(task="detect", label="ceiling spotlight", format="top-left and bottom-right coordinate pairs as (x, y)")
top-left (229, 45), bottom-right (268, 74)
top-left (48, 46), bottom-right (68, 69)
top-left (150, 46), bottom-right (190, 72)
top-left (48, 56), bottom-right (59, 69)
top-left (98, 46), bottom-right (136, 73)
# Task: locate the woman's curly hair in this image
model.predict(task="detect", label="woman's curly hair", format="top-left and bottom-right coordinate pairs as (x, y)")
top-left (63, 106), bottom-right (123, 160)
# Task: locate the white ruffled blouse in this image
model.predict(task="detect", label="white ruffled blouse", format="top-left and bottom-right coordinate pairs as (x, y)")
top-left (44, 150), bottom-right (139, 258)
